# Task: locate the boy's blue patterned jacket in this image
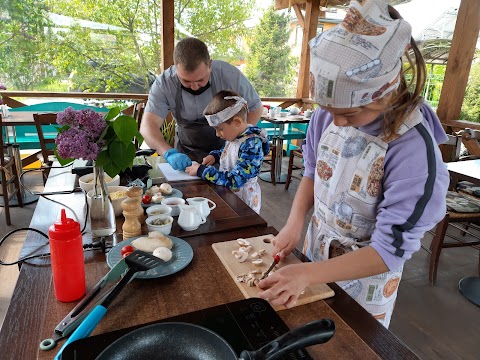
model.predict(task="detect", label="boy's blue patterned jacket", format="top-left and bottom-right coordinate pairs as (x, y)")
top-left (196, 126), bottom-right (270, 190)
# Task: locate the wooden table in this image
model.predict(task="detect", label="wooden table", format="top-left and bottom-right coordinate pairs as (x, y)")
top-left (163, 179), bottom-right (267, 238)
top-left (446, 159), bottom-right (480, 189)
top-left (1, 110), bottom-right (37, 124)
top-left (446, 159), bottom-right (480, 307)
top-left (259, 114), bottom-right (310, 184)
top-left (17, 168), bottom-right (267, 263)
top-left (0, 168), bottom-right (419, 359)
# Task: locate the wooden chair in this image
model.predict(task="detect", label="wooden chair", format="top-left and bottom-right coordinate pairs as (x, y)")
top-left (258, 120), bottom-right (308, 187)
top-left (262, 143), bottom-right (277, 186)
top-left (284, 144), bottom-right (304, 190)
top-left (453, 129), bottom-right (480, 197)
top-left (284, 122), bottom-right (308, 156)
top-left (258, 120), bottom-right (279, 186)
top-left (0, 114), bottom-right (24, 225)
top-left (33, 113), bottom-right (58, 185)
top-left (425, 133), bottom-right (480, 285)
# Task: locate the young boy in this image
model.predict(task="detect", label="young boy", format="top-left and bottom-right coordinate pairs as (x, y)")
top-left (185, 90), bottom-right (269, 214)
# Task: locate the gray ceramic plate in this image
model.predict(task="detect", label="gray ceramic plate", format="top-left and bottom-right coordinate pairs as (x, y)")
top-left (106, 235), bottom-right (193, 279)
top-left (142, 188), bottom-right (183, 208)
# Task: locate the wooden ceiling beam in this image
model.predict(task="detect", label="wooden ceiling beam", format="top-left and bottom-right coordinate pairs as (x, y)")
top-left (293, 4), bottom-right (305, 28)
top-left (274, 0), bottom-right (307, 10)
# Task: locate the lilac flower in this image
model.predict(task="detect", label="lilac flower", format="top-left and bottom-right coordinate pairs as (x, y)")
top-left (55, 107), bottom-right (107, 161)
top-left (76, 109), bottom-right (106, 139)
top-left (56, 107), bottom-right (82, 126)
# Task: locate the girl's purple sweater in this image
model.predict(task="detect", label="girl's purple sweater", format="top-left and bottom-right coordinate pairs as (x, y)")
top-left (303, 103), bottom-right (450, 270)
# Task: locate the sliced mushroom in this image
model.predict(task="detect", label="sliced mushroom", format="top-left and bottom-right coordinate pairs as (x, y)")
top-left (237, 238), bottom-right (251, 247)
top-left (252, 259), bottom-right (264, 267)
top-left (236, 273), bottom-right (248, 283)
top-left (243, 245), bottom-right (253, 253)
top-left (234, 251), bottom-right (249, 263)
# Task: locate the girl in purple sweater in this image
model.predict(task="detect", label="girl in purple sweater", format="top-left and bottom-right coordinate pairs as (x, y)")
top-left (258, 0), bottom-right (449, 328)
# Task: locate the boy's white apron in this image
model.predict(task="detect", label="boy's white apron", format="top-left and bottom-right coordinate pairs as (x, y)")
top-left (303, 110), bottom-right (423, 328)
top-left (219, 134), bottom-right (261, 214)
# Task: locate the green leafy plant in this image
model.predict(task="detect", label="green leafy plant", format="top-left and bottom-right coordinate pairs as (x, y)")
top-left (161, 118), bottom-right (176, 147)
top-left (54, 107), bottom-right (144, 177)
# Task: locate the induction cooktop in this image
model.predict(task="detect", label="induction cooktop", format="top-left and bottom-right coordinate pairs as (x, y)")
top-left (61, 298), bottom-right (313, 360)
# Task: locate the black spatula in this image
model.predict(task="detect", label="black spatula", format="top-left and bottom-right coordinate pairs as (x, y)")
top-left (54, 250), bottom-right (163, 360)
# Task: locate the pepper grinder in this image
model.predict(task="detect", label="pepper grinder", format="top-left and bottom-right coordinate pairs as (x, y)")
top-left (126, 186), bottom-right (144, 222)
top-left (121, 197), bottom-right (142, 239)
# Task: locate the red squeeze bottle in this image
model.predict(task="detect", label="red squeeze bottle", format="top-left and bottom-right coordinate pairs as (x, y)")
top-left (48, 208), bottom-right (86, 302)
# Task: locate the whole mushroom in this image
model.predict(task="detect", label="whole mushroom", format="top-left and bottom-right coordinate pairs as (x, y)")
top-left (159, 183), bottom-right (173, 195)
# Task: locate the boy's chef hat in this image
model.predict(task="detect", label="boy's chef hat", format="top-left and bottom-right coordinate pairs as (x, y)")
top-left (204, 96), bottom-right (247, 127)
top-left (309, 0), bottom-right (411, 108)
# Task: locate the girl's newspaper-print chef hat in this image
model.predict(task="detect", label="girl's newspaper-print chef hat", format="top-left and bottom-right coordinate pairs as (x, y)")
top-left (309, 0), bottom-right (412, 108)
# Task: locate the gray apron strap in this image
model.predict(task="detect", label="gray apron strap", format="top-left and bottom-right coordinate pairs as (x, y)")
top-left (173, 79), bottom-right (224, 162)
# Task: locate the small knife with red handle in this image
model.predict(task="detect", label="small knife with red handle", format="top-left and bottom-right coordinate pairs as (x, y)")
top-left (260, 254), bottom-right (281, 280)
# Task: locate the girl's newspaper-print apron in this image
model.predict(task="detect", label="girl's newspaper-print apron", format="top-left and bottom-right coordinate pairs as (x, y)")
top-left (303, 110), bottom-right (423, 328)
top-left (219, 134), bottom-right (262, 214)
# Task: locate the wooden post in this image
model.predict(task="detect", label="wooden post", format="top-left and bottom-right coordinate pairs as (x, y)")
top-left (436, 0), bottom-right (480, 158)
top-left (161, 0), bottom-right (175, 73)
top-left (296, 0), bottom-right (320, 106)
top-left (436, 0), bottom-right (480, 123)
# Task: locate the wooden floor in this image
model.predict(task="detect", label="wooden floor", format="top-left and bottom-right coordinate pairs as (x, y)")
top-left (1, 167), bottom-right (479, 359)
top-left (0, 171), bottom-right (43, 330)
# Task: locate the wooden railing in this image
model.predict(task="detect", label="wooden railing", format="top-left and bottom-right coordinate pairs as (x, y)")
top-left (442, 119), bottom-right (480, 158)
top-left (0, 91), bottom-right (313, 112)
top-left (2, 90), bottom-right (479, 156)
top-left (0, 91), bottom-right (149, 116)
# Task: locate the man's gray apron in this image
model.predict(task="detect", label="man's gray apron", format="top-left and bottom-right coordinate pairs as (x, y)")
top-left (174, 80), bottom-right (225, 162)
top-left (303, 109), bottom-right (423, 328)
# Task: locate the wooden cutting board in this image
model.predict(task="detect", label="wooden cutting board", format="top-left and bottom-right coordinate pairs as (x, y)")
top-left (212, 234), bottom-right (334, 311)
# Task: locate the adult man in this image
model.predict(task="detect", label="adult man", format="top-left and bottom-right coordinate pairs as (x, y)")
top-left (141, 37), bottom-right (263, 170)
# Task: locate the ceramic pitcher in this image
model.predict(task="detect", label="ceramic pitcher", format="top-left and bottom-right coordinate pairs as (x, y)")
top-left (186, 197), bottom-right (216, 218)
top-left (289, 106), bottom-right (302, 115)
top-left (177, 204), bottom-right (206, 231)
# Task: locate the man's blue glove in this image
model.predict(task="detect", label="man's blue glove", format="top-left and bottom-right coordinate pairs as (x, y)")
top-left (164, 149), bottom-right (192, 171)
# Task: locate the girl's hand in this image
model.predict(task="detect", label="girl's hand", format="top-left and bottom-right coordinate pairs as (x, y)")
top-left (185, 163), bottom-right (200, 176)
top-left (202, 155), bottom-right (215, 166)
top-left (257, 263), bottom-right (309, 308)
top-left (271, 223), bottom-right (302, 259)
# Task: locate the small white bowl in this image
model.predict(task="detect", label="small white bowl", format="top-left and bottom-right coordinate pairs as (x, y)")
top-left (161, 197), bottom-right (185, 216)
top-left (79, 173), bottom-right (120, 193)
top-left (146, 204), bottom-right (172, 217)
top-left (87, 185), bottom-right (128, 217)
top-left (145, 215), bottom-right (174, 235)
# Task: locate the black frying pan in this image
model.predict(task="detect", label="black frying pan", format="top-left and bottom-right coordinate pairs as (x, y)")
top-left (96, 319), bottom-right (335, 360)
